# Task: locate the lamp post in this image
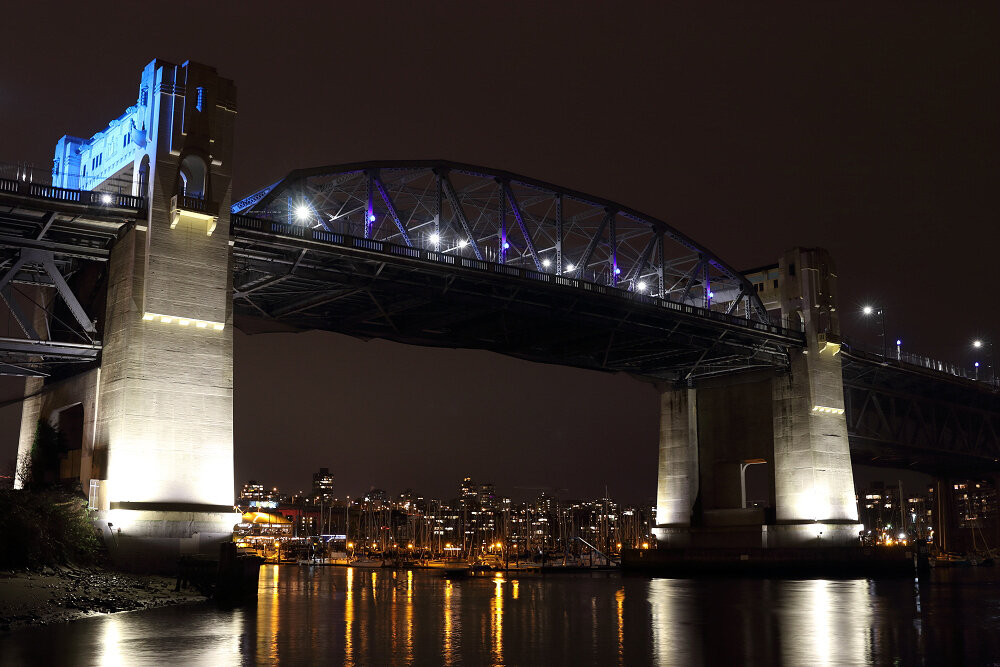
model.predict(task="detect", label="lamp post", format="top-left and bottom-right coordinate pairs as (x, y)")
top-left (862, 306), bottom-right (887, 359)
top-left (973, 339), bottom-right (995, 385)
top-left (740, 458), bottom-right (767, 509)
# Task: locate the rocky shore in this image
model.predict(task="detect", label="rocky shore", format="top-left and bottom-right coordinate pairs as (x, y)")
top-left (0, 565), bottom-right (206, 632)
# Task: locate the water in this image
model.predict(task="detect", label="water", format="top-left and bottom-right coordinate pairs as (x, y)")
top-left (3, 565), bottom-right (1000, 666)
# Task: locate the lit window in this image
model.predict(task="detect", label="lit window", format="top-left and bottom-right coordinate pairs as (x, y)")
top-left (196, 87), bottom-right (204, 112)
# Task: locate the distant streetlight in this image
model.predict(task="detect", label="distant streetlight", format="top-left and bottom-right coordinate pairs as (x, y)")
top-left (740, 459), bottom-right (767, 509)
top-left (862, 305), bottom-right (887, 359)
top-left (896, 339), bottom-right (902, 360)
top-left (972, 339), bottom-right (995, 384)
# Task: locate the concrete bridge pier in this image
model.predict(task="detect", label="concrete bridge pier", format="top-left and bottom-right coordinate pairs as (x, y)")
top-left (16, 59), bottom-right (240, 571)
top-left (653, 248), bottom-right (863, 549)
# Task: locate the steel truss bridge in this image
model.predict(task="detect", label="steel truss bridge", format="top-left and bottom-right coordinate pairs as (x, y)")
top-left (230, 161), bottom-right (800, 379)
top-left (1, 161), bottom-right (998, 470)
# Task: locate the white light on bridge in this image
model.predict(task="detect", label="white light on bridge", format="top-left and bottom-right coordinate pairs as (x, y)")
top-left (542, 258), bottom-right (552, 268)
top-left (973, 340), bottom-right (983, 348)
top-left (295, 205), bottom-right (311, 221)
top-left (430, 233), bottom-right (440, 245)
top-left (458, 239), bottom-right (469, 248)
top-left (565, 263), bottom-right (575, 272)
top-left (100, 193), bottom-right (113, 205)
top-left (811, 405), bottom-right (845, 415)
top-left (637, 281), bottom-right (648, 292)
top-left (862, 306), bottom-right (874, 316)
top-left (142, 311), bottom-right (226, 331)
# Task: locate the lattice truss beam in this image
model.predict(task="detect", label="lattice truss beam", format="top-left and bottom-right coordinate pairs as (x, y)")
top-left (0, 189), bottom-right (126, 376)
top-left (843, 360), bottom-right (1000, 469)
top-left (233, 161), bottom-right (770, 323)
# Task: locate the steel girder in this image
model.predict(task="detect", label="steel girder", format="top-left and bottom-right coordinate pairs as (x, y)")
top-left (230, 216), bottom-right (801, 380)
top-left (842, 352), bottom-right (1000, 473)
top-left (0, 180), bottom-right (138, 375)
top-left (233, 160), bottom-right (770, 324)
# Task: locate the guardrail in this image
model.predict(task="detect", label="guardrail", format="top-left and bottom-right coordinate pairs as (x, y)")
top-left (0, 177), bottom-right (144, 210)
top-left (842, 338), bottom-right (998, 388)
top-left (231, 214), bottom-right (804, 341)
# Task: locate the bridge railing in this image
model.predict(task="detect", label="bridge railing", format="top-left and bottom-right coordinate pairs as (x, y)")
top-left (842, 337), bottom-right (998, 388)
top-left (0, 176), bottom-right (145, 210)
top-left (231, 215), bottom-right (805, 340)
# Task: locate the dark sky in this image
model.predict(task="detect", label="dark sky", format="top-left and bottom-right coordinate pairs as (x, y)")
top-left (1, 3), bottom-right (997, 502)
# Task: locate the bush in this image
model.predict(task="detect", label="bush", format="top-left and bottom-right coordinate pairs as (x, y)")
top-left (0, 489), bottom-right (103, 569)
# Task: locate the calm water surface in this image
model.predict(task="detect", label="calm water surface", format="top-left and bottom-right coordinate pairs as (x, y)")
top-left (3, 564), bottom-right (1000, 666)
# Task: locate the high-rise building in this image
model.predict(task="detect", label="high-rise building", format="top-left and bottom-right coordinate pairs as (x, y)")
top-left (313, 467), bottom-right (334, 503)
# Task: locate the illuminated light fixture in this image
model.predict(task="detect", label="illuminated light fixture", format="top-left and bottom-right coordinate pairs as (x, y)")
top-left (636, 281), bottom-right (647, 292)
top-left (143, 312), bottom-right (225, 331)
top-left (368, 213), bottom-right (376, 223)
top-left (896, 339), bottom-right (902, 346)
top-left (565, 263), bottom-right (575, 271)
top-left (973, 340), bottom-right (983, 348)
top-left (614, 267), bottom-right (621, 275)
top-left (458, 239), bottom-right (469, 248)
top-left (295, 205), bottom-right (311, 221)
top-left (708, 290), bottom-right (714, 298)
top-left (100, 193), bottom-right (113, 205)
top-left (542, 258), bottom-right (552, 268)
top-left (430, 233), bottom-right (440, 245)
top-left (811, 405), bottom-right (845, 415)
top-left (503, 242), bottom-right (510, 249)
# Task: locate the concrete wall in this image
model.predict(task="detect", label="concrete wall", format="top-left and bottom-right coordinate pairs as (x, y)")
top-left (695, 373), bottom-right (774, 511)
top-left (15, 370), bottom-right (99, 492)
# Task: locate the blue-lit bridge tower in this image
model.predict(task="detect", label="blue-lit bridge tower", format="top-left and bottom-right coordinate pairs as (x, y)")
top-left (15, 59), bottom-right (238, 568)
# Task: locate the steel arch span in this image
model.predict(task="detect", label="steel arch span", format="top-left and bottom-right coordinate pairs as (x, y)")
top-left (231, 161), bottom-right (801, 380)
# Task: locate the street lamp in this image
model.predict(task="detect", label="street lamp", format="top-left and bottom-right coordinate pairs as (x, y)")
top-left (972, 339), bottom-right (995, 385)
top-left (740, 458), bottom-right (767, 509)
top-left (862, 306), bottom-right (887, 359)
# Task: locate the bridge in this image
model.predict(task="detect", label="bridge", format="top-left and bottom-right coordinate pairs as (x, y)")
top-left (2, 59), bottom-right (997, 567)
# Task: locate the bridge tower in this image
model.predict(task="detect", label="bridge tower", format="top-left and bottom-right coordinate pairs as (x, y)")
top-left (654, 248), bottom-right (862, 547)
top-left (16, 59), bottom-right (238, 569)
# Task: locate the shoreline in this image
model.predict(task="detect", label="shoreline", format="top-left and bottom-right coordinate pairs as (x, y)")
top-left (0, 565), bottom-right (207, 632)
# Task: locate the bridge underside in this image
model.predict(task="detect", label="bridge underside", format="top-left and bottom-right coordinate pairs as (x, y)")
top-left (231, 218), bottom-right (800, 380)
top-left (843, 351), bottom-right (1000, 475)
top-left (0, 180), bottom-right (138, 376)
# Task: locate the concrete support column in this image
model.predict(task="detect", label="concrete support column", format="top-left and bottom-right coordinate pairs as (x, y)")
top-left (935, 478), bottom-right (958, 553)
top-left (772, 349), bottom-right (858, 526)
top-left (652, 387), bottom-right (698, 543)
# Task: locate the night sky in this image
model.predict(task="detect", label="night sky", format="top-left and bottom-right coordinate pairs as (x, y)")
top-left (1, 3), bottom-right (997, 502)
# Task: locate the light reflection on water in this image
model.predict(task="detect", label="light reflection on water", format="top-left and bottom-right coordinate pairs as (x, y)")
top-left (2, 566), bottom-right (1000, 666)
